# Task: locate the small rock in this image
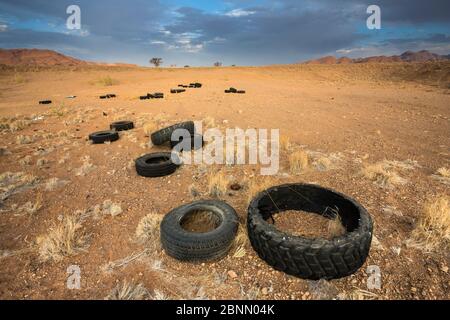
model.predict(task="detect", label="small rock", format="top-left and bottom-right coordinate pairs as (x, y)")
top-left (227, 270), bottom-right (237, 279)
top-left (261, 288), bottom-right (268, 295)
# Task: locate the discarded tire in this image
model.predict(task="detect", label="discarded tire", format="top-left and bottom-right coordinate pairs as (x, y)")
top-left (39, 100), bottom-right (52, 104)
top-left (237, 90), bottom-right (246, 94)
top-left (151, 121), bottom-right (195, 146)
top-left (99, 95), bottom-right (107, 99)
top-left (135, 152), bottom-right (180, 178)
top-left (140, 95), bottom-right (149, 100)
top-left (106, 94), bottom-right (116, 98)
top-left (161, 200), bottom-right (239, 261)
top-left (170, 133), bottom-right (204, 150)
top-left (110, 121), bottom-right (134, 131)
top-left (88, 130), bottom-right (119, 144)
top-left (247, 183), bottom-right (373, 280)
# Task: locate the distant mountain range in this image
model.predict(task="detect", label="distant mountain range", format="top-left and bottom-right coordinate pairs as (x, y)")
top-left (304, 50), bottom-right (450, 64)
top-left (0, 48), bottom-right (137, 67)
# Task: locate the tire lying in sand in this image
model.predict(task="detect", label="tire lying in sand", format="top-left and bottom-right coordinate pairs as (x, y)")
top-left (151, 121), bottom-right (195, 146)
top-left (88, 130), bottom-right (119, 144)
top-left (161, 200), bottom-right (239, 261)
top-left (39, 100), bottom-right (52, 104)
top-left (170, 133), bottom-right (204, 151)
top-left (236, 90), bottom-right (246, 94)
top-left (247, 183), bottom-right (373, 280)
top-left (110, 121), bottom-right (134, 131)
top-left (135, 152), bottom-right (180, 178)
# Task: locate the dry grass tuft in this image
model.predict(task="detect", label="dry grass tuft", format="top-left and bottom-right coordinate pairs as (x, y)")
top-left (18, 194), bottom-right (43, 215)
top-left (36, 214), bottom-right (89, 262)
top-left (247, 176), bottom-right (276, 203)
top-left (94, 75), bottom-right (118, 87)
top-left (16, 135), bottom-right (35, 145)
top-left (203, 116), bottom-right (216, 129)
top-left (408, 195), bottom-right (450, 252)
top-left (232, 226), bottom-right (248, 258)
top-left (207, 169), bottom-right (229, 198)
top-left (327, 214), bottom-right (346, 238)
top-left (361, 162), bottom-right (407, 188)
top-left (45, 178), bottom-right (69, 191)
top-left (19, 155), bottom-right (32, 166)
top-left (0, 172), bottom-right (39, 202)
top-left (143, 122), bottom-right (158, 137)
top-left (75, 156), bottom-right (97, 176)
top-left (289, 150), bottom-right (309, 174)
top-left (105, 280), bottom-right (149, 300)
top-left (135, 213), bottom-right (163, 246)
top-left (436, 167), bottom-right (450, 178)
top-left (433, 168), bottom-right (450, 185)
top-left (280, 135), bottom-right (291, 152)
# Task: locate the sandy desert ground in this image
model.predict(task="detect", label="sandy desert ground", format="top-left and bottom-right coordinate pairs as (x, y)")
top-left (0, 62), bottom-right (449, 300)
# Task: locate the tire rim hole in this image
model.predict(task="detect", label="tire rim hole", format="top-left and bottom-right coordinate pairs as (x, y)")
top-left (269, 210), bottom-right (346, 240)
top-left (145, 157), bottom-right (169, 164)
top-left (180, 210), bottom-right (222, 233)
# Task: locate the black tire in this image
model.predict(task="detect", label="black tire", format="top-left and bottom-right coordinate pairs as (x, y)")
top-left (110, 121), bottom-right (134, 131)
top-left (224, 90), bottom-right (231, 93)
top-left (135, 152), bottom-right (180, 178)
top-left (151, 121), bottom-right (195, 146)
top-left (161, 200), bottom-right (239, 261)
top-left (100, 96), bottom-right (107, 99)
top-left (237, 90), bottom-right (246, 94)
top-left (106, 94), bottom-right (116, 98)
top-left (140, 95), bottom-right (149, 100)
top-left (229, 87), bottom-right (237, 93)
top-left (39, 100), bottom-right (52, 104)
top-left (247, 183), bottom-right (373, 280)
top-left (88, 130), bottom-right (119, 144)
top-left (170, 133), bottom-right (204, 150)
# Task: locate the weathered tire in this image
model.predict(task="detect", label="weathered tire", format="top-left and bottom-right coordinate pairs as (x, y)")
top-left (170, 133), bottom-right (204, 150)
top-left (135, 152), bottom-right (180, 178)
top-left (88, 130), bottom-right (119, 144)
top-left (39, 100), bottom-right (52, 105)
top-left (100, 95), bottom-right (107, 99)
top-left (151, 121), bottom-right (195, 146)
top-left (140, 95), bottom-right (149, 100)
top-left (237, 90), bottom-right (246, 94)
top-left (247, 183), bottom-right (373, 280)
top-left (110, 121), bottom-right (134, 131)
top-left (106, 94), bottom-right (116, 98)
top-left (161, 200), bottom-right (239, 262)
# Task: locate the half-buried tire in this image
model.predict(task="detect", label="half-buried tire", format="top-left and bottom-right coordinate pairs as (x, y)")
top-left (151, 121), bottom-right (195, 146)
top-left (110, 121), bottom-right (134, 131)
top-left (135, 152), bottom-right (180, 178)
top-left (247, 183), bottom-right (373, 280)
top-left (161, 200), bottom-right (239, 262)
top-left (88, 130), bottom-right (119, 144)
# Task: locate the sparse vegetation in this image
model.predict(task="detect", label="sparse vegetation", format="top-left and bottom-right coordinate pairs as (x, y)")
top-left (0, 172), bottom-right (39, 202)
top-left (94, 75), bottom-right (118, 86)
top-left (36, 214), bottom-right (89, 262)
top-left (247, 176), bottom-right (275, 203)
top-left (45, 178), bottom-right (69, 191)
top-left (207, 169), bottom-right (228, 198)
top-left (408, 195), bottom-right (450, 251)
top-left (75, 156), bottom-right (97, 176)
top-left (361, 161), bottom-right (408, 188)
top-left (289, 150), bottom-right (309, 174)
top-left (135, 213), bottom-right (163, 246)
top-left (280, 135), bottom-right (291, 152)
top-left (105, 280), bottom-right (149, 300)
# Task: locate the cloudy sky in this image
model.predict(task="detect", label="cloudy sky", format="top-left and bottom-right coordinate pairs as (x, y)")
top-left (0, 0), bottom-right (449, 66)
